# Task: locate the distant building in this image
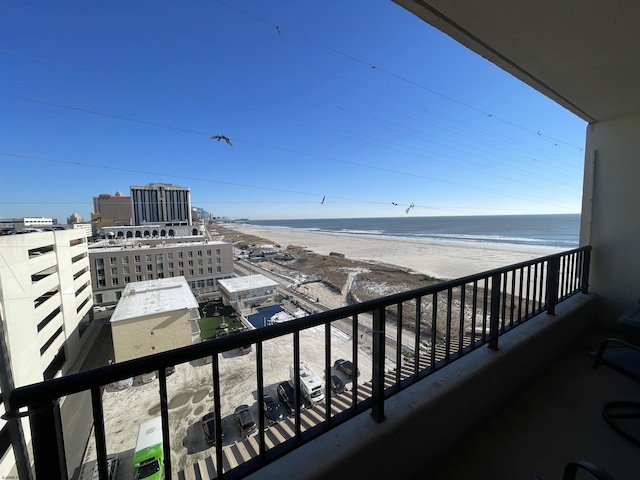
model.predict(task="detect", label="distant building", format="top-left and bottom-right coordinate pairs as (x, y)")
top-left (217, 274), bottom-right (279, 315)
top-left (91, 191), bottom-right (132, 229)
top-left (0, 217), bottom-right (54, 232)
top-left (98, 223), bottom-right (202, 239)
top-left (110, 277), bottom-right (200, 363)
top-left (89, 239), bottom-right (234, 305)
top-left (73, 222), bottom-right (94, 239)
top-left (0, 230), bottom-right (95, 475)
top-left (130, 183), bottom-right (192, 226)
top-left (66, 212), bottom-right (84, 224)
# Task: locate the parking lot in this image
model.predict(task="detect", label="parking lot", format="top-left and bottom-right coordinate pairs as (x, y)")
top-left (80, 323), bottom-right (373, 479)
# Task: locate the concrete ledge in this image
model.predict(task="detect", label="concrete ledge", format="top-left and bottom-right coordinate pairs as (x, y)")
top-left (248, 293), bottom-right (597, 479)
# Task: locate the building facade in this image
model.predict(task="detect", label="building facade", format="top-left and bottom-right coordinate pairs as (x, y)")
top-left (130, 183), bottom-right (192, 226)
top-left (110, 277), bottom-right (200, 363)
top-left (217, 274), bottom-right (279, 315)
top-left (89, 239), bottom-right (234, 305)
top-left (0, 230), bottom-right (94, 475)
top-left (91, 192), bottom-right (133, 229)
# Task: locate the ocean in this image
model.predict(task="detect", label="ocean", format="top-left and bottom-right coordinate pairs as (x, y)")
top-left (248, 214), bottom-right (580, 250)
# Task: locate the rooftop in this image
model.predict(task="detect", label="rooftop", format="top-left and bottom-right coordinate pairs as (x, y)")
top-left (110, 277), bottom-right (199, 322)
top-left (218, 274), bottom-right (279, 293)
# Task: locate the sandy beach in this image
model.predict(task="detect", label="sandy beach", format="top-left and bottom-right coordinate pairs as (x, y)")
top-left (222, 224), bottom-right (560, 280)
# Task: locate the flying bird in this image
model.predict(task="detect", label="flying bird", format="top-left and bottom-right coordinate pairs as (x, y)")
top-left (392, 202), bottom-right (398, 206)
top-left (321, 196), bottom-right (325, 204)
top-left (210, 135), bottom-right (233, 147)
top-left (405, 203), bottom-right (414, 214)
top-left (275, 25), bottom-right (281, 37)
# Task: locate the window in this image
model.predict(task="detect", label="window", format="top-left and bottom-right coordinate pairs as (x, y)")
top-left (98, 279), bottom-right (106, 287)
top-left (109, 257), bottom-right (116, 265)
top-left (134, 255), bottom-right (140, 263)
top-left (111, 278), bottom-right (119, 286)
top-left (198, 268), bottom-right (203, 275)
top-left (111, 267), bottom-right (117, 275)
top-left (198, 259), bottom-right (203, 266)
top-left (123, 266), bottom-right (130, 274)
top-left (207, 258), bottom-right (212, 265)
top-left (207, 267), bottom-right (213, 274)
top-left (136, 275), bottom-right (143, 281)
top-left (206, 278), bottom-right (214, 287)
top-left (188, 260), bottom-right (193, 267)
top-left (216, 266), bottom-right (222, 273)
top-left (122, 256), bottom-right (129, 265)
top-left (146, 264), bottom-right (153, 272)
top-left (158, 273), bottom-right (164, 279)
top-left (168, 262), bottom-right (174, 269)
top-left (189, 269), bottom-right (194, 276)
top-left (179, 270), bottom-right (184, 276)
top-left (115, 291), bottom-right (122, 300)
top-left (197, 250), bottom-right (202, 256)
top-left (156, 253), bottom-right (163, 263)
top-left (147, 274), bottom-right (153, 280)
top-left (124, 276), bottom-right (130, 283)
top-left (216, 257), bottom-right (221, 264)
top-left (179, 261), bottom-right (184, 267)
top-left (188, 251), bottom-right (193, 258)
top-left (96, 294), bottom-right (103, 303)
top-left (145, 254), bottom-right (152, 262)
top-left (178, 252), bottom-right (183, 258)
top-left (135, 265), bottom-right (142, 273)
top-left (167, 252), bottom-right (173, 260)
top-left (206, 249), bottom-right (212, 256)
top-left (216, 248), bottom-right (221, 255)
top-left (169, 272), bottom-right (174, 277)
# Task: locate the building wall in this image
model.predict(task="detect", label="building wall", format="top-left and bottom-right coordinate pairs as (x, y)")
top-left (112, 309), bottom-right (192, 363)
top-left (90, 241), bottom-right (234, 304)
top-left (130, 183), bottom-right (192, 226)
top-left (92, 193), bottom-right (132, 228)
top-left (0, 230), bottom-right (93, 477)
top-left (580, 110), bottom-right (640, 326)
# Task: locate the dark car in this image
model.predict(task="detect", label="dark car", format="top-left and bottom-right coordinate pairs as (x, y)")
top-left (263, 394), bottom-right (285, 426)
top-left (277, 381), bottom-right (312, 415)
top-left (234, 404), bottom-right (258, 437)
top-left (330, 375), bottom-right (346, 395)
top-left (334, 359), bottom-right (360, 380)
top-left (201, 412), bottom-right (224, 445)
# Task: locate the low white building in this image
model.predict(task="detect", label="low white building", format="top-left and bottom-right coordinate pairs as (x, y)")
top-left (218, 275), bottom-right (279, 315)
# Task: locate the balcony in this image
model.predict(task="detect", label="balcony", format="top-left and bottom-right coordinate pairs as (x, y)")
top-left (4, 246), bottom-right (637, 479)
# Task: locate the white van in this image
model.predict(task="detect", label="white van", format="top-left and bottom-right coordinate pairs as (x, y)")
top-left (289, 361), bottom-right (325, 404)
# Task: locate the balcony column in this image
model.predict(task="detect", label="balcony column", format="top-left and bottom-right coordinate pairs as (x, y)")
top-left (546, 256), bottom-right (560, 315)
top-left (371, 306), bottom-right (386, 423)
top-left (29, 399), bottom-right (67, 480)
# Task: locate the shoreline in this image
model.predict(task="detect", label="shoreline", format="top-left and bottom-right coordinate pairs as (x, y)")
top-left (222, 224), bottom-right (560, 280)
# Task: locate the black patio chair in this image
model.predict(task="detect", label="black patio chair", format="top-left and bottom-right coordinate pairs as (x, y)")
top-left (592, 338), bottom-right (640, 446)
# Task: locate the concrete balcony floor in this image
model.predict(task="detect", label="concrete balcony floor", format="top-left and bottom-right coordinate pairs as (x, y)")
top-left (427, 329), bottom-right (640, 480)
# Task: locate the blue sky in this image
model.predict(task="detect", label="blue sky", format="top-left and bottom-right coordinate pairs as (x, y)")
top-left (0, 0), bottom-right (587, 221)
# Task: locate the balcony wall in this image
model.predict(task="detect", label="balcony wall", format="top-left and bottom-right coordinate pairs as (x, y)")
top-left (247, 294), bottom-right (596, 479)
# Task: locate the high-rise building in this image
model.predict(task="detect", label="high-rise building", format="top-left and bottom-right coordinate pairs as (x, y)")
top-left (91, 191), bottom-right (132, 228)
top-left (130, 183), bottom-right (192, 226)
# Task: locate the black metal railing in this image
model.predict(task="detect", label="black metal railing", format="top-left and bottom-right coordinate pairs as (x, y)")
top-left (5, 246), bottom-right (590, 480)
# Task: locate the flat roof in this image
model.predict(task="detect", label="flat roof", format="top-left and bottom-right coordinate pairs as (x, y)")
top-left (218, 274), bottom-right (278, 293)
top-left (89, 239), bottom-right (227, 253)
top-left (111, 277), bottom-right (199, 323)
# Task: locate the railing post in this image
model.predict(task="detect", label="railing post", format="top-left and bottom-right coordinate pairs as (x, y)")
top-left (489, 273), bottom-right (501, 350)
top-left (581, 248), bottom-right (591, 294)
top-left (546, 256), bottom-right (560, 315)
top-left (30, 400), bottom-right (67, 480)
top-left (370, 306), bottom-right (386, 423)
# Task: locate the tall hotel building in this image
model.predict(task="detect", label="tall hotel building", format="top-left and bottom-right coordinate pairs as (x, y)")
top-left (0, 230), bottom-right (95, 476)
top-left (131, 183), bottom-right (192, 226)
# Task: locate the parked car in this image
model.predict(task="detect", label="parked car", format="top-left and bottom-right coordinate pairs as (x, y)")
top-left (91, 453), bottom-right (119, 480)
top-left (201, 412), bottom-right (224, 445)
top-left (234, 404), bottom-right (258, 437)
top-left (330, 375), bottom-right (346, 395)
top-left (334, 359), bottom-right (360, 380)
top-left (277, 381), bottom-right (312, 415)
top-left (263, 394), bottom-right (285, 426)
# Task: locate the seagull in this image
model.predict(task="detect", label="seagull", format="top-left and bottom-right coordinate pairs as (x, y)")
top-left (537, 130), bottom-right (542, 136)
top-left (392, 202), bottom-right (398, 206)
top-left (275, 25), bottom-right (281, 37)
top-left (321, 196), bottom-right (325, 204)
top-left (210, 135), bottom-right (233, 147)
top-left (405, 203), bottom-right (414, 214)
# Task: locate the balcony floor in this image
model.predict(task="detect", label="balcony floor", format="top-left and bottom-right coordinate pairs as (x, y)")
top-left (426, 329), bottom-right (640, 480)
